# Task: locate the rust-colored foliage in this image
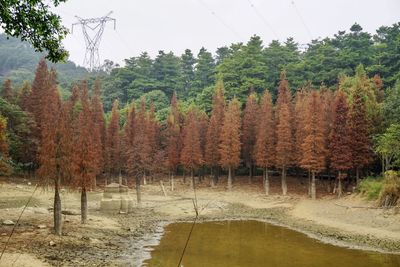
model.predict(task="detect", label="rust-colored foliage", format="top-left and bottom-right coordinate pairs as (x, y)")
top-left (144, 103), bottom-right (159, 175)
top-left (330, 90), bottom-right (352, 172)
top-left (373, 74), bottom-right (384, 103)
top-left (17, 82), bottom-right (31, 111)
top-left (180, 107), bottom-right (203, 171)
top-left (275, 72), bottom-right (294, 169)
top-left (1, 79), bottom-right (13, 102)
top-left (196, 110), bottom-right (209, 160)
top-left (71, 83), bottom-right (97, 189)
top-left (205, 80), bottom-right (225, 167)
top-left (294, 89), bottom-right (308, 165)
top-left (105, 100), bottom-right (121, 176)
top-left (0, 115), bottom-right (10, 174)
top-left (91, 79), bottom-right (106, 176)
top-left (219, 98), bottom-right (241, 169)
top-left (348, 82), bottom-right (373, 172)
top-left (300, 91), bottom-right (327, 172)
top-left (254, 90), bottom-right (275, 168)
top-left (242, 92), bottom-right (259, 169)
top-left (166, 92), bottom-right (181, 172)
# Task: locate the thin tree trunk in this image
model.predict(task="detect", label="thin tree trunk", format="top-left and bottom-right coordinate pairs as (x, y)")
top-left (282, 166), bottom-right (287, 196)
top-left (183, 169), bottom-right (186, 184)
top-left (54, 176), bottom-right (62, 235)
top-left (308, 169), bottom-right (311, 196)
top-left (337, 171), bottom-right (342, 198)
top-left (81, 187), bottom-right (87, 224)
top-left (228, 166), bottom-right (232, 191)
top-left (190, 169), bottom-right (194, 189)
top-left (143, 172), bottom-right (147, 185)
top-left (171, 173), bottom-right (175, 191)
top-left (248, 165), bottom-right (252, 184)
top-left (356, 167), bottom-right (360, 186)
top-left (264, 167), bottom-right (269, 196)
top-left (119, 172), bottom-right (122, 186)
top-left (311, 171), bottom-right (316, 200)
top-left (136, 176), bottom-right (141, 205)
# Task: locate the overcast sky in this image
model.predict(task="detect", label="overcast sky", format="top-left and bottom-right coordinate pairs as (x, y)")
top-left (53, 0), bottom-right (400, 67)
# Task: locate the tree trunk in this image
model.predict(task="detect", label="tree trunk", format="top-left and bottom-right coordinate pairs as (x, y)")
top-left (143, 172), bottom-right (147, 185)
top-left (228, 166), bottom-right (232, 191)
top-left (54, 177), bottom-right (62, 235)
top-left (311, 171), bottom-right (316, 200)
top-left (264, 167), bottom-right (270, 196)
top-left (119, 173), bottom-right (122, 186)
top-left (81, 187), bottom-right (87, 224)
top-left (282, 167), bottom-right (287, 196)
top-left (190, 169), bottom-right (194, 190)
top-left (308, 169), bottom-right (311, 196)
top-left (183, 170), bottom-right (186, 184)
top-left (355, 167), bottom-right (360, 186)
top-left (337, 171), bottom-right (342, 198)
top-left (171, 173), bottom-right (175, 191)
top-left (248, 165), bottom-right (252, 184)
top-left (136, 176), bottom-right (141, 205)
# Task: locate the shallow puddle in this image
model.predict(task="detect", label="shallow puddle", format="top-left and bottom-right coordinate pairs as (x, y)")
top-left (143, 220), bottom-right (400, 267)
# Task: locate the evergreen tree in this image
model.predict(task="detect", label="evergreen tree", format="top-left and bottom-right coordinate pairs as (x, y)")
top-left (181, 49), bottom-right (196, 98)
top-left (1, 79), bottom-right (13, 102)
top-left (0, 115), bottom-right (11, 175)
top-left (219, 98), bottom-right (241, 191)
top-left (193, 47), bottom-right (216, 94)
top-left (254, 90), bottom-right (275, 195)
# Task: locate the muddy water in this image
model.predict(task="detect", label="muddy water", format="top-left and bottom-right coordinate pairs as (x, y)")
top-left (143, 220), bottom-right (400, 267)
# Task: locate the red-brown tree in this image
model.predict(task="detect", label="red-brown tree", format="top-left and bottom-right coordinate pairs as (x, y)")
top-left (1, 79), bottom-right (13, 102)
top-left (166, 92), bottom-right (181, 190)
top-left (219, 98), bottom-right (241, 191)
top-left (241, 92), bottom-right (259, 182)
top-left (205, 80), bottom-right (225, 186)
top-left (105, 100), bottom-right (121, 184)
top-left (180, 107), bottom-right (203, 188)
top-left (330, 90), bottom-right (352, 197)
top-left (254, 90), bottom-right (274, 195)
top-left (300, 91), bottom-right (327, 200)
top-left (275, 72), bottom-right (294, 195)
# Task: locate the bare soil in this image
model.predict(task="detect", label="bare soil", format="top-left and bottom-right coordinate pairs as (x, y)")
top-left (0, 174), bottom-right (399, 266)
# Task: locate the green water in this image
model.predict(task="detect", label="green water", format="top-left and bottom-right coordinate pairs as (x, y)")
top-left (143, 220), bottom-right (400, 267)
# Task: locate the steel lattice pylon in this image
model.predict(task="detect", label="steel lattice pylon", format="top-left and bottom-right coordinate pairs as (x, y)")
top-left (72, 12), bottom-right (116, 71)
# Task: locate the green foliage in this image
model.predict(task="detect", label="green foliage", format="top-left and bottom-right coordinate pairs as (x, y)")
top-left (374, 123), bottom-right (400, 170)
top-left (382, 81), bottom-right (400, 126)
top-left (378, 171), bottom-right (400, 207)
top-left (0, 0), bottom-right (68, 62)
top-left (358, 176), bottom-right (383, 200)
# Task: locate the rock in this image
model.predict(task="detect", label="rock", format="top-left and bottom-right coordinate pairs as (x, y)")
top-left (2, 220), bottom-right (15, 225)
top-left (1, 233), bottom-right (7, 236)
top-left (16, 185), bottom-right (23, 189)
top-left (27, 182), bottom-right (32, 185)
top-left (49, 241), bottom-right (56, 246)
top-left (62, 210), bottom-right (80, 215)
top-left (37, 224), bottom-right (47, 229)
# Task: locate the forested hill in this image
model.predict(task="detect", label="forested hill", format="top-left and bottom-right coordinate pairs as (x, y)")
top-left (0, 34), bottom-right (89, 98)
top-left (100, 22), bottom-right (400, 112)
top-left (1, 22), bottom-right (400, 113)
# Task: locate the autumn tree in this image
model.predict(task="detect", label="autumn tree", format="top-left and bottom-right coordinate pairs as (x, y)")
top-left (72, 82), bottom-right (96, 224)
top-left (144, 103), bottom-right (159, 183)
top-left (330, 90), bottom-right (352, 197)
top-left (348, 81), bottom-right (372, 184)
top-left (1, 79), bottom-right (14, 102)
top-left (17, 81), bottom-right (31, 111)
top-left (166, 92), bottom-right (181, 190)
top-left (105, 100), bottom-right (120, 184)
top-left (205, 80), bottom-right (225, 186)
top-left (254, 90), bottom-right (274, 195)
top-left (0, 115), bottom-right (11, 175)
top-left (36, 70), bottom-right (63, 234)
top-left (294, 89), bottom-right (308, 167)
top-left (241, 92), bottom-right (259, 182)
top-left (300, 91), bottom-right (327, 200)
top-left (180, 107), bottom-right (203, 189)
top-left (91, 79), bottom-right (106, 185)
top-left (275, 72), bottom-right (294, 195)
top-left (219, 98), bottom-right (241, 191)
top-left (196, 110), bottom-right (209, 181)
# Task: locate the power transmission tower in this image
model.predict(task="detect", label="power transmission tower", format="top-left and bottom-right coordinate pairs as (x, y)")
top-left (72, 12), bottom-right (116, 71)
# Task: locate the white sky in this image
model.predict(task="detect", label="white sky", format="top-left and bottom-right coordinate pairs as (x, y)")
top-left (53, 0), bottom-right (400, 67)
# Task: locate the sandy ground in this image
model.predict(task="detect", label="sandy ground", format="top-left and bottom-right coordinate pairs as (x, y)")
top-left (0, 175), bottom-right (399, 266)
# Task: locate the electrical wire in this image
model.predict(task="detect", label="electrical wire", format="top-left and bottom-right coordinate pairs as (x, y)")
top-left (246, 0), bottom-right (280, 40)
top-left (290, 1), bottom-right (313, 40)
top-left (196, 0), bottom-right (243, 40)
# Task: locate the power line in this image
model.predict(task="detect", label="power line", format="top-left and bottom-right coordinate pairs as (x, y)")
top-left (246, 0), bottom-right (280, 40)
top-left (290, 1), bottom-right (313, 40)
top-left (196, 0), bottom-right (243, 40)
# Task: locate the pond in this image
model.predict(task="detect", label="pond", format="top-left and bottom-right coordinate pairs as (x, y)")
top-left (143, 220), bottom-right (400, 267)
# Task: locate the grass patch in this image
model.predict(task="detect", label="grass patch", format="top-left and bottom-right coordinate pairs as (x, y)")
top-left (358, 176), bottom-right (383, 200)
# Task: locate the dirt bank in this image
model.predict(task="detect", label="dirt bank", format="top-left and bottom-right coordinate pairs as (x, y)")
top-left (0, 175), bottom-right (399, 266)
